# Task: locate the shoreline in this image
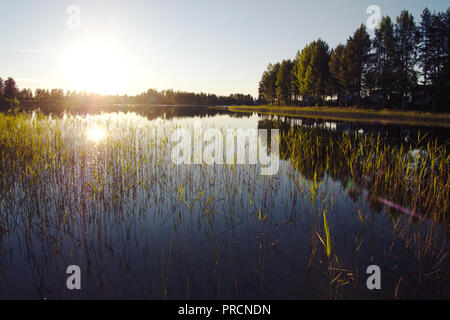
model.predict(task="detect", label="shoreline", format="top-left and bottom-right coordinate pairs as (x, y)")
top-left (220, 105), bottom-right (450, 128)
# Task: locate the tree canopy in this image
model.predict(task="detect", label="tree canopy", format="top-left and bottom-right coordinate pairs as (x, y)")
top-left (258, 6), bottom-right (449, 112)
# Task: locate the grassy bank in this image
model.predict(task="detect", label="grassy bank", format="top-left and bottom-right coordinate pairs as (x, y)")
top-left (224, 105), bottom-right (450, 128)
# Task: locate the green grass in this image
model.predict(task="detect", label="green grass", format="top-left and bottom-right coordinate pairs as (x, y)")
top-left (224, 105), bottom-right (450, 128)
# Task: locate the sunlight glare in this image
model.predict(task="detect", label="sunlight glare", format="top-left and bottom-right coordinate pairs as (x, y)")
top-left (87, 125), bottom-right (106, 143)
top-left (60, 36), bottom-right (128, 94)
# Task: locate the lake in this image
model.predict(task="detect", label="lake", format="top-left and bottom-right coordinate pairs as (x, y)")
top-left (0, 106), bottom-right (448, 299)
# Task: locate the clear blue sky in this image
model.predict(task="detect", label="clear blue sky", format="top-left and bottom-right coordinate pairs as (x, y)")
top-left (0, 0), bottom-right (448, 97)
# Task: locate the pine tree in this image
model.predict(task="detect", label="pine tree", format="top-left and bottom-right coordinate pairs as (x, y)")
top-left (276, 60), bottom-right (294, 106)
top-left (328, 44), bottom-right (347, 104)
top-left (394, 10), bottom-right (419, 109)
top-left (4, 77), bottom-right (18, 100)
top-left (344, 24), bottom-right (372, 108)
top-left (372, 16), bottom-right (396, 108)
top-left (294, 39), bottom-right (330, 105)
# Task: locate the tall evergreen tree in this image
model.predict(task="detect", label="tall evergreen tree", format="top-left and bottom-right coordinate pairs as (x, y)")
top-left (431, 9), bottom-right (450, 110)
top-left (344, 24), bottom-right (372, 107)
top-left (328, 44), bottom-right (347, 104)
top-left (258, 80), bottom-right (265, 104)
top-left (276, 60), bottom-right (294, 106)
top-left (295, 39), bottom-right (330, 104)
top-left (418, 7), bottom-right (450, 110)
top-left (394, 10), bottom-right (419, 109)
top-left (260, 63), bottom-right (281, 105)
top-left (372, 16), bottom-right (396, 108)
top-left (4, 77), bottom-right (18, 100)
top-left (418, 8), bottom-right (433, 87)
top-left (289, 63), bottom-right (300, 105)
top-left (443, 8), bottom-right (450, 106)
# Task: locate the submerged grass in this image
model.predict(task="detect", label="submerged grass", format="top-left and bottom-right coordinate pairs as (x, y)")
top-left (268, 121), bottom-right (449, 224)
top-left (0, 111), bottom-right (447, 299)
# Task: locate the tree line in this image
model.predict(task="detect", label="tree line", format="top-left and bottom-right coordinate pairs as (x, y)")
top-left (0, 79), bottom-right (254, 110)
top-left (133, 89), bottom-right (253, 106)
top-left (258, 7), bottom-right (449, 112)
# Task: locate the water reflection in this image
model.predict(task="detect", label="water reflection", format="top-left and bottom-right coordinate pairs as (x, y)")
top-left (87, 124), bottom-right (106, 143)
top-left (0, 108), bottom-right (447, 299)
top-left (258, 117), bottom-right (448, 222)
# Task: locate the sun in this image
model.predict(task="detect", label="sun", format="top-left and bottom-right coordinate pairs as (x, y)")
top-left (60, 36), bottom-right (128, 94)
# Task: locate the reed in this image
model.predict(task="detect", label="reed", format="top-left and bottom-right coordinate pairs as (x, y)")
top-left (0, 111), bottom-right (447, 299)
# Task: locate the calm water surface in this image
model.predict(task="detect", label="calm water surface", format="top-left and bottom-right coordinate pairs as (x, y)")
top-left (0, 106), bottom-right (448, 299)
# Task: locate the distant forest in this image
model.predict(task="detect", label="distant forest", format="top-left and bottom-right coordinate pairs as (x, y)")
top-left (0, 78), bottom-right (254, 110)
top-left (258, 7), bottom-right (449, 112)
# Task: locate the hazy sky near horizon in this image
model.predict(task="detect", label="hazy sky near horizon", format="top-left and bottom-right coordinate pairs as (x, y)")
top-left (0, 0), bottom-right (448, 97)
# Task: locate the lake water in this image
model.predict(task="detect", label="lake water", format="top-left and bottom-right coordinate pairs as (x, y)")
top-left (0, 106), bottom-right (448, 299)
